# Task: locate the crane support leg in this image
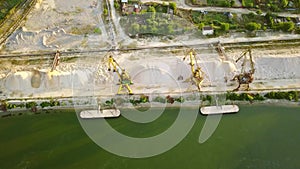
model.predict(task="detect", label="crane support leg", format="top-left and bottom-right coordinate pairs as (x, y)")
top-left (117, 84), bottom-right (133, 95)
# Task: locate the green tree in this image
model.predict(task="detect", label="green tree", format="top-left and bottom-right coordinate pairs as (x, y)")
top-left (130, 23), bottom-right (140, 35)
top-left (230, 0), bottom-right (235, 7)
top-left (265, 12), bottom-right (275, 27)
top-left (167, 24), bottom-right (174, 34)
top-left (296, 0), bottom-right (300, 8)
top-left (114, 1), bottom-right (120, 9)
top-left (169, 2), bottom-right (177, 11)
top-left (103, 8), bottom-right (108, 16)
top-left (281, 0), bottom-right (288, 8)
top-left (245, 22), bottom-right (261, 31)
top-left (281, 22), bottom-right (295, 32)
top-left (198, 23), bottom-right (204, 30)
top-left (147, 6), bottom-right (156, 13)
top-left (220, 22), bottom-right (230, 32)
top-left (256, 9), bottom-right (262, 15)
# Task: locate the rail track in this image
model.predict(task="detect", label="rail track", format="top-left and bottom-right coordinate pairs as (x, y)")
top-left (0, 0), bottom-right (38, 46)
top-left (0, 37), bottom-right (300, 60)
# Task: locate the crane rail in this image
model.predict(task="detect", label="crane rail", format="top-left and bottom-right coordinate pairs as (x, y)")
top-left (0, 38), bottom-right (300, 59)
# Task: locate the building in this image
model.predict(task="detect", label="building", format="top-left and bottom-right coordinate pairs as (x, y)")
top-left (202, 26), bottom-right (214, 35)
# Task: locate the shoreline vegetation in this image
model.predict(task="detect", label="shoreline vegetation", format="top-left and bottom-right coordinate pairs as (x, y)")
top-left (0, 90), bottom-right (299, 118)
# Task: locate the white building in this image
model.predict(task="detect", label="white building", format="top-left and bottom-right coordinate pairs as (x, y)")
top-left (202, 26), bottom-right (214, 35)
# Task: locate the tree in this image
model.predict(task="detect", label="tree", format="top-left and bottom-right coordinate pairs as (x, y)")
top-left (103, 8), bottom-right (108, 16)
top-left (147, 6), bottom-right (156, 13)
top-left (245, 22), bottom-right (261, 31)
top-left (281, 22), bottom-right (295, 32)
top-left (198, 23), bottom-right (204, 30)
top-left (114, 1), bottom-right (120, 9)
top-left (220, 22), bottom-right (230, 32)
top-left (265, 12), bottom-right (275, 27)
top-left (169, 2), bottom-right (177, 11)
top-left (230, 0), bottom-right (235, 7)
top-left (167, 24), bottom-right (174, 34)
top-left (256, 9), bottom-right (262, 15)
top-left (281, 0), bottom-right (288, 8)
top-left (130, 23), bottom-right (140, 35)
top-left (296, 0), bottom-right (300, 8)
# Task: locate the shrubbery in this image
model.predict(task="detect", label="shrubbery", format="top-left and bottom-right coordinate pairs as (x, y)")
top-left (264, 91), bottom-right (299, 101)
top-left (245, 22), bottom-right (261, 31)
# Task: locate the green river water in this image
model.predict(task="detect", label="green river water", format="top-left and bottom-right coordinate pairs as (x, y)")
top-left (0, 104), bottom-right (300, 169)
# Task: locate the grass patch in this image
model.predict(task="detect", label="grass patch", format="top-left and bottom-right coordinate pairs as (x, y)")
top-left (0, 0), bottom-right (24, 20)
top-left (70, 25), bottom-right (100, 35)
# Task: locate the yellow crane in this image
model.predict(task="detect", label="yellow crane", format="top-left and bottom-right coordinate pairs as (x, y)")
top-left (183, 49), bottom-right (205, 91)
top-left (107, 55), bottom-right (133, 95)
top-left (231, 48), bottom-right (255, 91)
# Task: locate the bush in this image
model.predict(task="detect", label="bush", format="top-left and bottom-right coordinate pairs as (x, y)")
top-left (220, 22), bottom-right (230, 32)
top-left (94, 28), bottom-right (101, 34)
top-left (226, 92), bottom-right (264, 101)
top-left (175, 96), bottom-right (185, 103)
top-left (129, 95), bottom-right (149, 106)
top-left (103, 8), bottom-right (108, 16)
top-left (105, 99), bottom-right (114, 107)
top-left (264, 91), bottom-right (299, 101)
top-left (0, 100), bottom-right (8, 112)
top-left (198, 23), bottom-right (205, 30)
top-left (7, 104), bottom-right (17, 109)
top-left (26, 102), bottom-right (37, 109)
top-left (50, 98), bottom-right (60, 107)
top-left (265, 12), bottom-right (275, 27)
top-left (230, 0), bottom-right (235, 7)
top-left (256, 10), bottom-right (262, 15)
top-left (202, 95), bottom-right (212, 103)
top-left (153, 96), bottom-right (166, 103)
top-left (169, 2), bottom-right (177, 11)
top-left (130, 23), bottom-right (140, 35)
top-left (40, 102), bottom-right (51, 108)
top-left (147, 6), bottom-right (156, 13)
top-left (166, 95), bottom-right (175, 104)
top-left (275, 22), bottom-right (295, 32)
top-left (114, 1), bottom-right (120, 9)
top-left (245, 22), bottom-right (261, 31)
top-left (140, 95), bottom-right (149, 103)
top-left (281, 0), bottom-right (288, 8)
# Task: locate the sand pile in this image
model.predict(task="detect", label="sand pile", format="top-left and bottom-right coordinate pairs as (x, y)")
top-left (6, 27), bottom-right (84, 52)
top-left (4, 68), bottom-right (97, 96)
top-left (2, 47), bottom-right (300, 98)
top-left (4, 0), bottom-right (108, 52)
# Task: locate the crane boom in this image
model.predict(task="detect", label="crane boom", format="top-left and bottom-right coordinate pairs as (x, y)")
top-left (50, 51), bottom-right (60, 72)
top-left (107, 55), bottom-right (133, 95)
top-left (232, 48), bottom-right (255, 91)
top-left (183, 49), bottom-right (205, 91)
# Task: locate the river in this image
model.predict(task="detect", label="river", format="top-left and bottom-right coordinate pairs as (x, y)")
top-left (0, 104), bottom-right (300, 169)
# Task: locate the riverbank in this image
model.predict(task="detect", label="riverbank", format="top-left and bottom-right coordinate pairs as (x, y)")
top-left (1, 90), bottom-right (299, 118)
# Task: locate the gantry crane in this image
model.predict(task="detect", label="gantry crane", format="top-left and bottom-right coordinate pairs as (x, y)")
top-left (231, 48), bottom-right (255, 91)
top-left (215, 41), bottom-right (238, 83)
top-left (183, 49), bottom-right (205, 91)
top-left (50, 50), bottom-right (61, 72)
top-left (107, 54), bottom-right (133, 95)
